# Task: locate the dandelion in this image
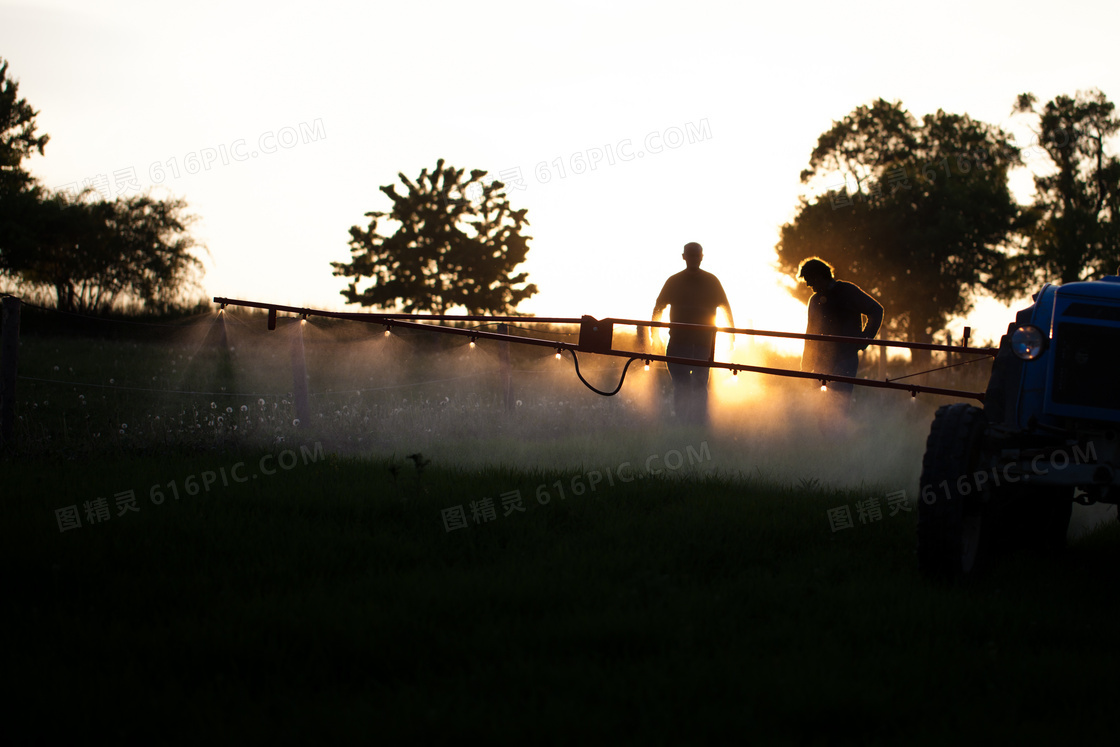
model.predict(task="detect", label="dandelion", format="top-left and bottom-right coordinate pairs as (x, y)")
top-left (258, 398), bottom-right (265, 406)
top-left (240, 405), bottom-right (248, 413)
top-left (292, 418), bottom-right (301, 427)
top-left (109, 378), bottom-right (115, 384)
top-left (210, 402), bottom-right (217, 409)
top-left (121, 423), bottom-right (128, 429)
top-left (226, 406), bottom-right (233, 414)
top-left (53, 365), bottom-right (59, 372)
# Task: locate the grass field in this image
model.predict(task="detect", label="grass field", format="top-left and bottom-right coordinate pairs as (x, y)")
top-left (6, 306), bottom-right (1120, 744)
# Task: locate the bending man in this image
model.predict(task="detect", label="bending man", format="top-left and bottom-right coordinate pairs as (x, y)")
top-left (797, 257), bottom-right (883, 407)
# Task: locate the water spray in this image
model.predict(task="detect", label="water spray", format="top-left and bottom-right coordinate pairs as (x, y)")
top-left (212, 297), bottom-right (997, 402)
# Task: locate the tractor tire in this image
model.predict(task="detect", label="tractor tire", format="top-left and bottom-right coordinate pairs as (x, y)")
top-left (917, 403), bottom-right (995, 579)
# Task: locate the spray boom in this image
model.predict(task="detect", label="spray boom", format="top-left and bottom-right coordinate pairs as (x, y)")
top-left (212, 297), bottom-right (996, 402)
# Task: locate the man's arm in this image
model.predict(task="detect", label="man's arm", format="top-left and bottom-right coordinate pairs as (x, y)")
top-left (646, 278), bottom-right (674, 350)
top-left (851, 286), bottom-right (884, 347)
top-left (712, 276), bottom-right (735, 349)
top-left (720, 302), bottom-right (735, 350)
top-left (647, 294), bottom-right (669, 350)
top-left (719, 300), bottom-right (734, 330)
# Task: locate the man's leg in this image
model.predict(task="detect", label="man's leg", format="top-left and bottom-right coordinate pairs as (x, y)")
top-left (694, 364), bottom-right (711, 426)
top-left (817, 356), bottom-right (858, 435)
top-left (667, 361), bottom-right (691, 420)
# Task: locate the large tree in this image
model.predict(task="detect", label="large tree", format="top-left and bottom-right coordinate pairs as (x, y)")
top-left (777, 99), bottom-right (1024, 355)
top-left (7, 189), bottom-right (204, 313)
top-left (1012, 89), bottom-right (1119, 284)
top-left (0, 56), bottom-right (48, 197)
top-left (332, 159), bottom-right (537, 314)
top-left (0, 57), bottom-right (203, 313)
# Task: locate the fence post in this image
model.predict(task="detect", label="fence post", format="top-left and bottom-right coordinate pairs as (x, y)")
top-left (1, 296), bottom-right (21, 451)
top-left (290, 319), bottom-right (311, 427)
top-left (498, 322), bottom-right (513, 411)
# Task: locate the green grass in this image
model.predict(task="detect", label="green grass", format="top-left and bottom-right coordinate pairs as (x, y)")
top-left (7, 448), bottom-right (1120, 745)
top-left (5, 316), bottom-right (1119, 744)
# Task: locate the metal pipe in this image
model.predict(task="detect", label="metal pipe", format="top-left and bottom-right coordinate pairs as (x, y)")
top-left (212, 297), bottom-right (990, 401)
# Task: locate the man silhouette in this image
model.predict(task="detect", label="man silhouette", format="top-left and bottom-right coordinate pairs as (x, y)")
top-left (649, 242), bottom-right (734, 425)
top-left (797, 257), bottom-right (883, 408)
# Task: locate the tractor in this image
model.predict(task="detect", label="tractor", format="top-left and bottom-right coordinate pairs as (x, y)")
top-left (917, 272), bottom-right (1120, 577)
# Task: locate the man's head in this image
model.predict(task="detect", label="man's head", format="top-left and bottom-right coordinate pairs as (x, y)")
top-left (682, 242), bottom-right (703, 269)
top-left (798, 257), bottom-right (834, 293)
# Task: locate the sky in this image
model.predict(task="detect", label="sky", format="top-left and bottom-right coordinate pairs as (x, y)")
top-left (2, 0), bottom-right (1118, 350)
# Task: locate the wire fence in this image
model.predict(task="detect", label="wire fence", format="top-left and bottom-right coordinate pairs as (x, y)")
top-left (4, 301), bottom-right (669, 458)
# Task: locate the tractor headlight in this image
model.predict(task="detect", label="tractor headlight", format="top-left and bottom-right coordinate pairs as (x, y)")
top-left (1010, 324), bottom-right (1046, 360)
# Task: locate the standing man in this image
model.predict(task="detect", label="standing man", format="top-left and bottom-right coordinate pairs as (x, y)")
top-left (649, 242), bottom-right (734, 425)
top-left (797, 257), bottom-right (883, 406)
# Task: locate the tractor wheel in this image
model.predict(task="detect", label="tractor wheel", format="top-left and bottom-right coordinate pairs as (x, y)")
top-left (917, 403), bottom-right (995, 579)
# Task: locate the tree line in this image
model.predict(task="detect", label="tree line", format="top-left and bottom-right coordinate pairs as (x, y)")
top-left (2, 52), bottom-right (1116, 339)
top-left (775, 92), bottom-right (1119, 349)
top-left (0, 58), bottom-right (203, 314)
top-left (334, 91), bottom-right (1117, 346)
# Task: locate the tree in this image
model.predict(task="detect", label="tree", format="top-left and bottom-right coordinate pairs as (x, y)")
top-left (776, 99), bottom-right (1024, 359)
top-left (1012, 89), bottom-right (1119, 284)
top-left (0, 55), bottom-right (49, 276)
top-left (0, 56), bottom-right (48, 197)
top-left (6, 188), bottom-right (204, 313)
top-left (332, 159), bottom-right (537, 314)
top-left (0, 57), bottom-right (204, 313)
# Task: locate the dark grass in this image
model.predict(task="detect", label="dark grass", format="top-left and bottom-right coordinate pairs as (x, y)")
top-left (7, 448), bottom-right (1120, 745)
top-left (4, 315), bottom-right (1117, 744)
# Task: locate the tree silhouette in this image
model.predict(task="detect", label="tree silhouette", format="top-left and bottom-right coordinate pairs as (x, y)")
top-left (1012, 89), bottom-right (1119, 285)
top-left (332, 159), bottom-right (537, 314)
top-left (9, 189), bottom-right (203, 313)
top-left (0, 57), bottom-right (48, 197)
top-left (777, 100), bottom-right (1023, 359)
top-left (0, 57), bottom-right (204, 313)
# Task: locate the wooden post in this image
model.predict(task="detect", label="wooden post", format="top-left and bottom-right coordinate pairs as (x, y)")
top-left (215, 310), bottom-right (235, 387)
top-left (218, 311), bottom-right (229, 350)
top-left (290, 319), bottom-right (311, 427)
top-left (1, 296), bottom-right (21, 451)
top-left (498, 322), bottom-right (513, 411)
top-left (945, 330), bottom-right (953, 388)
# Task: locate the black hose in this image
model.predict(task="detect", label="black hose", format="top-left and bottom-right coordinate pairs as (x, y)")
top-left (566, 349), bottom-right (642, 396)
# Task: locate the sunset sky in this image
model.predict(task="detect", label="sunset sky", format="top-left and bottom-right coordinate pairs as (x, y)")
top-left (2, 0), bottom-right (1117, 350)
